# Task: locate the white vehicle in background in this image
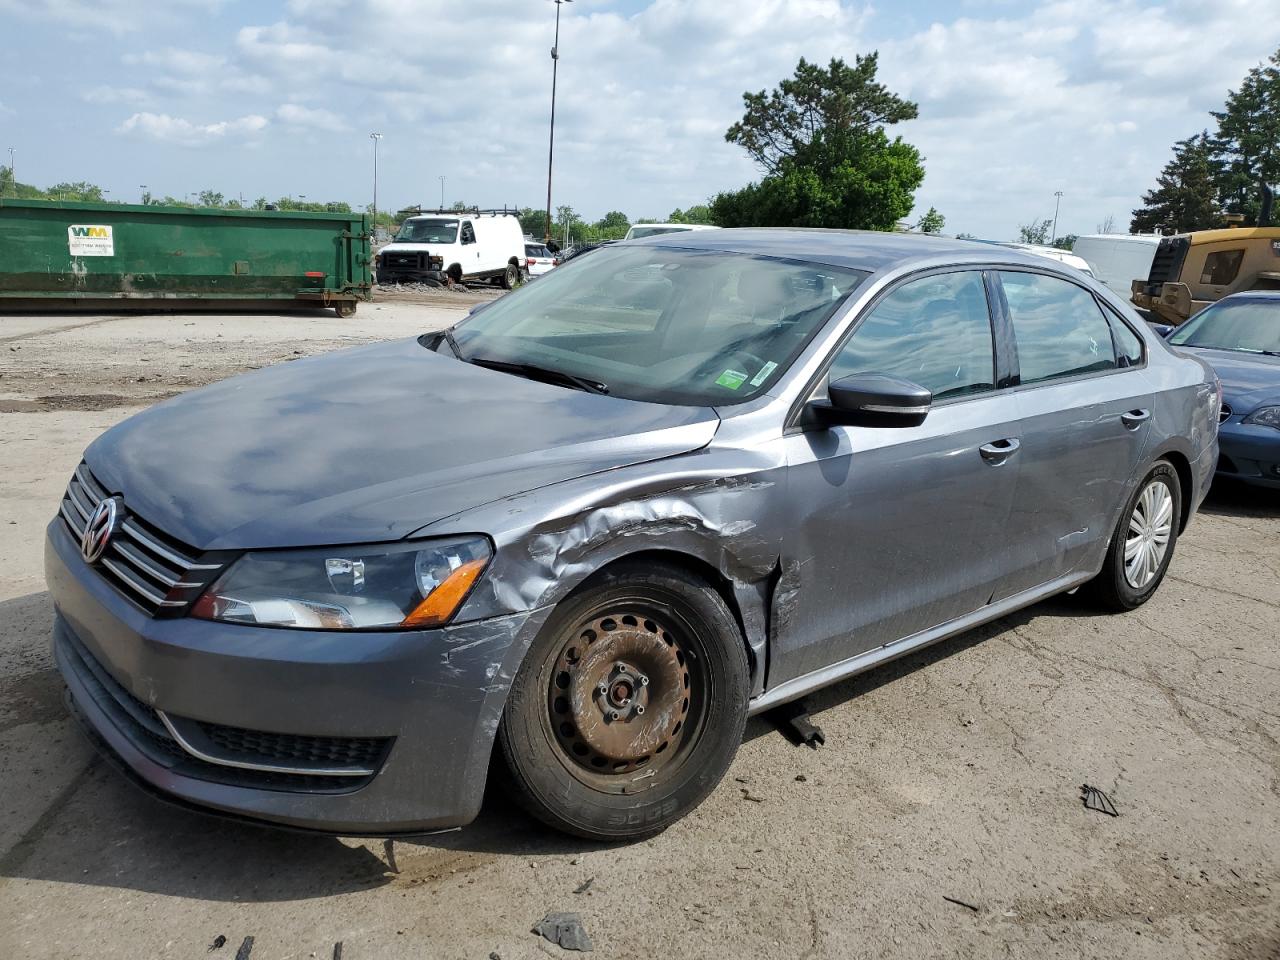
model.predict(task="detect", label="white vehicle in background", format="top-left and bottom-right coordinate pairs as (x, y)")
top-left (1072, 234), bottom-right (1162, 299)
top-left (1002, 242), bottom-right (1095, 276)
top-left (624, 223), bottom-right (719, 241)
top-left (524, 241), bottom-right (558, 278)
top-left (377, 210), bottom-right (525, 288)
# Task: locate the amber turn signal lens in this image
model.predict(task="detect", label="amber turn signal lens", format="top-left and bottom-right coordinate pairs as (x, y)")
top-left (400, 558), bottom-right (488, 628)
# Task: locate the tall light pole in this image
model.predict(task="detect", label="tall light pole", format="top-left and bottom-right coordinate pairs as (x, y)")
top-left (544, 0), bottom-right (573, 245)
top-left (370, 132), bottom-right (383, 227)
top-left (438, 175), bottom-right (446, 209)
top-left (139, 185), bottom-right (148, 204)
top-left (6, 147), bottom-right (14, 197)
top-left (1050, 190), bottom-right (1064, 244)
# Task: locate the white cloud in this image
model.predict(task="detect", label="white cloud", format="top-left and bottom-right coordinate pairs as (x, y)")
top-left (116, 112), bottom-right (269, 146)
top-left (82, 85), bottom-right (151, 105)
top-left (276, 103), bottom-right (346, 132)
top-left (0, 0), bottom-right (227, 34)
top-left (124, 47), bottom-right (226, 73)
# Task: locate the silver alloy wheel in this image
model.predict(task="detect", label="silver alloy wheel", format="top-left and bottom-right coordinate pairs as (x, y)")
top-left (1124, 478), bottom-right (1174, 589)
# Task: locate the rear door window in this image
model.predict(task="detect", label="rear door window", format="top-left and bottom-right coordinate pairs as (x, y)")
top-left (999, 272), bottom-right (1117, 385)
top-left (830, 270), bottom-right (995, 401)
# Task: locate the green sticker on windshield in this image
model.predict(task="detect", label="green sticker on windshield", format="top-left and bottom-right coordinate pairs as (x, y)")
top-left (715, 369), bottom-right (748, 390)
top-left (749, 361), bottom-right (778, 386)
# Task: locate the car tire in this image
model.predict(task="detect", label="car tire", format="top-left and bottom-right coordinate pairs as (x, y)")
top-left (1087, 460), bottom-right (1181, 611)
top-left (500, 262), bottom-right (519, 290)
top-left (497, 561), bottom-right (750, 841)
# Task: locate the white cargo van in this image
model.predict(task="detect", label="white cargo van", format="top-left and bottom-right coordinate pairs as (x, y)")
top-left (377, 211), bottom-right (526, 288)
top-left (1073, 234), bottom-right (1162, 299)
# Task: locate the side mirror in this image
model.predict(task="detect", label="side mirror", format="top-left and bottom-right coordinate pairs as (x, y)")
top-left (1147, 321), bottom-right (1175, 338)
top-left (467, 300), bottom-right (494, 318)
top-left (813, 373), bottom-right (931, 428)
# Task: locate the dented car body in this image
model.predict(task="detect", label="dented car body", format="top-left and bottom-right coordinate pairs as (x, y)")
top-left (48, 230), bottom-right (1219, 837)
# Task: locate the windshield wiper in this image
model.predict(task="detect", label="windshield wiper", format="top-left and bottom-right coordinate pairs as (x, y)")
top-left (469, 357), bottom-right (609, 395)
top-left (437, 327), bottom-right (464, 359)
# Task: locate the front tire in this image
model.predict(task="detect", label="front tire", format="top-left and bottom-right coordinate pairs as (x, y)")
top-left (1087, 461), bottom-right (1181, 610)
top-left (498, 562), bottom-right (749, 841)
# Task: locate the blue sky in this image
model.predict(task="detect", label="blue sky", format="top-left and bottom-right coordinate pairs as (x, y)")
top-left (3, 0), bottom-right (1279, 238)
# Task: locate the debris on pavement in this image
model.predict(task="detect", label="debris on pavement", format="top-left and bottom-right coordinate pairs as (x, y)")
top-left (532, 912), bottom-right (594, 952)
top-left (740, 787), bottom-right (765, 803)
top-left (332, 943), bottom-right (343, 960)
top-left (208, 935), bottom-right (227, 951)
top-left (942, 895), bottom-right (981, 913)
top-left (574, 877), bottom-right (595, 895)
top-left (768, 699), bottom-right (826, 748)
top-left (234, 936), bottom-right (254, 960)
top-left (383, 838), bottom-right (400, 873)
top-left (1081, 783), bottom-right (1119, 817)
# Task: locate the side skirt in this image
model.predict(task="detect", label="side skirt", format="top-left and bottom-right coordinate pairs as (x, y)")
top-left (746, 570), bottom-right (1094, 717)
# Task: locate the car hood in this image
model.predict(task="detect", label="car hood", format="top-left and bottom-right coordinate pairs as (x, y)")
top-left (86, 338), bottom-right (719, 550)
top-left (1177, 346), bottom-right (1280, 411)
top-left (381, 242), bottom-right (454, 253)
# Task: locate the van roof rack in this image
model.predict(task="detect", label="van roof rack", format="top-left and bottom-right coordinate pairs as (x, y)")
top-left (404, 205), bottom-right (521, 217)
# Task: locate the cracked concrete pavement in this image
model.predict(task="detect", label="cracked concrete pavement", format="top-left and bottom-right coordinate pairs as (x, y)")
top-left (0, 304), bottom-right (1277, 960)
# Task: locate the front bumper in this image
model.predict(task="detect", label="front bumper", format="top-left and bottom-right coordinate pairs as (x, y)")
top-left (46, 519), bottom-right (551, 834)
top-left (1217, 419), bottom-right (1280, 489)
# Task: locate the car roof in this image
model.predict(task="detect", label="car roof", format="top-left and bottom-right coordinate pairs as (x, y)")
top-left (634, 227), bottom-right (1063, 273)
top-left (1219, 289), bottom-right (1280, 302)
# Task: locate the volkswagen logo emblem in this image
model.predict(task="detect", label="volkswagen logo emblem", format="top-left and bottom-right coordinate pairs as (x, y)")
top-left (81, 497), bottom-right (121, 564)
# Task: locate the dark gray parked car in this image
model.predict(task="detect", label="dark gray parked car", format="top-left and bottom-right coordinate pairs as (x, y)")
top-left (48, 230), bottom-right (1220, 840)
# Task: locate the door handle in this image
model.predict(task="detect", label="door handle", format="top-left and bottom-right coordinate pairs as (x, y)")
top-left (979, 438), bottom-right (1020, 463)
top-left (1121, 409), bottom-right (1151, 430)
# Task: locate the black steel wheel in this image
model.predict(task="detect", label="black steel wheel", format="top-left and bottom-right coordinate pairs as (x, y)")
top-left (500, 262), bottom-right (519, 290)
top-left (498, 561), bottom-right (749, 840)
top-left (333, 301), bottom-right (357, 318)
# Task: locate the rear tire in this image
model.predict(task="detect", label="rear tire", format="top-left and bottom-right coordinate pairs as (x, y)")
top-left (1086, 461), bottom-right (1181, 611)
top-left (500, 262), bottom-right (519, 290)
top-left (498, 562), bottom-right (749, 841)
top-left (334, 301), bottom-right (357, 318)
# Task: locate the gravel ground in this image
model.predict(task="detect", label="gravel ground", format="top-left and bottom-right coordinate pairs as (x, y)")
top-left (0, 303), bottom-right (1277, 960)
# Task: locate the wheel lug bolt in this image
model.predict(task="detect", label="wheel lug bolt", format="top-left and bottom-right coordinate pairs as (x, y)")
top-left (639, 675), bottom-right (649, 686)
top-left (636, 705), bottom-right (645, 715)
top-left (609, 710), bottom-right (619, 720)
top-left (597, 682), bottom-right (608, 694)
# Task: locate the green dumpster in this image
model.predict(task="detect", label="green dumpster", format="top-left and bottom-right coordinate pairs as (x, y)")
top-left (0, 199), bottom-right (371, 317)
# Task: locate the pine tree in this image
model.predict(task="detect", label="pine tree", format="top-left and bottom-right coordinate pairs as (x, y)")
top-left (1210, 48), bottom-right (1280, 223)
top-left (1130, 133), bottom-right (1221, 233)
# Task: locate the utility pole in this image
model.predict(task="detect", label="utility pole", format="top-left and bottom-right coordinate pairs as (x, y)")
top-left (139, 185), bottom-right (148, 203)
top-left (370, 132), bottom-right (383, 227)
top-left (6, 147), bottom-right (14, 197)
top-left (439, 175), bottom-right (446, 209)
top-left (1051, 190), bottom-right (1064, 244)
top-left (544, 0), bottom-right (573, 245)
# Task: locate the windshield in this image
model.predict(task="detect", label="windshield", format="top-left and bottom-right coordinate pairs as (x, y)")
top-left (1168, 299), bottom-right (1280, 354)
top-left (396, 219), bottom-right (459, 244)
top-left (448, 245), bottom-right (868, 405)
top-left (628, 226), bottom-right (692, 239)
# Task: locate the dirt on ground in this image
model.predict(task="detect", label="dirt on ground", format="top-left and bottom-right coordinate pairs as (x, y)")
top-left (0, 303), bottom-right (1277, 960)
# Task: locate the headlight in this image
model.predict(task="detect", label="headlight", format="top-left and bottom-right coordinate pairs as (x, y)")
top-left (191, 536), bottom-right (492, 630)
top-left (1242, 405), bottom-right (1280, 430)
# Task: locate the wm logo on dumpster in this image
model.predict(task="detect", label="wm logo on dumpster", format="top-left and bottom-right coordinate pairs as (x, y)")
top-left (67, 224), bottom-right (114, 257)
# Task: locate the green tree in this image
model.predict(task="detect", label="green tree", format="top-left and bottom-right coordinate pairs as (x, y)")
top-left (1130, 132), bottom-right (1221, 233)
top-left (915, 206), bottom-right (945, 233)
top-left (668, 205), bottom-right (711, 224)
top-left (956, 232), bottom-right (976, 240)
top-left (712, 54), bottom-right (925, 230)
top-left (595, 210), bottom-right (630, 231)
top-left (1017, 219), bottom-right (1052, 244)
top-left (1052, 234), bottom-right (1078, 251)
top-left (1210, 47), bottom-right (1280, 223)
top-left (518, 207), bottom-right (549, 239)
top-left (198, 189), bottom-right (225, 207)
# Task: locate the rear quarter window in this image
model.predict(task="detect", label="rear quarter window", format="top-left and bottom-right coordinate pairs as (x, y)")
top-left (999, 272), bottom-right (1118, 385)
top-left (1200, 249), bottom-right (1244, 285)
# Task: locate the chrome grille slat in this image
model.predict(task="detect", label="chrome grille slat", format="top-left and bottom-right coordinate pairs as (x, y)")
top-left (66, 482), bottom-right (94, 520)
top-left (75, 463), bottom-right (108, 502)
top-left (120, 519), bottom-right (202, 570)
top-left (59, 462), bottom-right (228, 617)
top-left (61, 499), bottom-right (88, 537)
top-left (101, 557), bottom-right (170, 607)
top-left (111, 540), bottom-right (181, 588)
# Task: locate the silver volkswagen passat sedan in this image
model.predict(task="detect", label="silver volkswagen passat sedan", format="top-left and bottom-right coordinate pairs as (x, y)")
top-left (47, 230), bottom-right (1219, 840)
